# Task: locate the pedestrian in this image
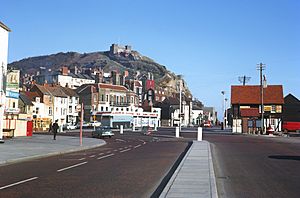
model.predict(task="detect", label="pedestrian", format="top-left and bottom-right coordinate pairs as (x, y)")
top-left (52, 120), bottom-right (59, 140)
top-left (48, 120), bottom-right (52, 133)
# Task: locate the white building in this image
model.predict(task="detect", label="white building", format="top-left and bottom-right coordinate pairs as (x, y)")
top-left (0, 22), bottom-right (11, 140)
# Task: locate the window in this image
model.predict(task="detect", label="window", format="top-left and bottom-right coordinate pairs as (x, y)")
top-left (36, 107), bottom-right (39, 114)
top-left (36, 97), bottom-right (40, 103)
top-left (106, 107), bottom-right (108, 111)
top-left (69, 106), bottom-right (72, 113)
top-left (69, 97), bottom-right (72, 104)
top-left (101, 94), bottom-right (104, 102)
top-left (101, 106), bottom-right (104, 111)
top-left (106, 95), bottom-right (109, 102)
top-left (12, 102), bottom-right (16, 108)
top-left (49, 107), bottom-right (52, 115)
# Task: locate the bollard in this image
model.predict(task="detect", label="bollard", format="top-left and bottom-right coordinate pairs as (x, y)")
top-left (176, 127), bottom-right (179, 138)
top-left (154, 124), bottom-right (157, 131)
top-left (132, 125), bottom-right (135, 132)
top-left (197, 127), bottom-right (203, 141)
top-left (120, 125), bottom-right (123, 134)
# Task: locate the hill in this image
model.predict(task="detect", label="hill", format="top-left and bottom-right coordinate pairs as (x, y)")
top-left (8, 45), bottom-right (191, 97)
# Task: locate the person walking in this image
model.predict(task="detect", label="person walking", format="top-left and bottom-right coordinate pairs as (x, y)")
top-left (48, 120), bottom-right (53, 133)
top-left (52, 120), bottom-right (59, 140)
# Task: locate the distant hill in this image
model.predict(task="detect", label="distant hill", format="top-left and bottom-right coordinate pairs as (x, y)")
top-left (8, 45), bottom-right (192, 97)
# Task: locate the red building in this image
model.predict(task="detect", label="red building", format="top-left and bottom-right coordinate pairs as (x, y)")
top-left (231, 85), bottom-right (284, 134)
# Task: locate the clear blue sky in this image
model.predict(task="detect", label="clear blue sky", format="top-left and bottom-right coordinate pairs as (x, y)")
top-left (1, 0), bottom-right (300, 118)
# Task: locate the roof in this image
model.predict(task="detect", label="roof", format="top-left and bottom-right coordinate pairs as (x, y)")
top-left (19, 93), bottom-right (34, 106)
top-left (25, 91), bottom-right (40, 101)
top-left (0, 21), bottom-right (11, 32)
top-left (231, 85), bottom-right (284, 105)
top-left (240, 108), bottom-right (259, 117)
top-left (46, 86), bottom-right (68, 98)
top-left (60, 87), bottom-right (79, 97)
top-left (99, 83), bottom-right (128, 92)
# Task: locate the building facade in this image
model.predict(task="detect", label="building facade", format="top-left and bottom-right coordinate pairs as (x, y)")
top-left (231, 85), bottom-right (284, 134)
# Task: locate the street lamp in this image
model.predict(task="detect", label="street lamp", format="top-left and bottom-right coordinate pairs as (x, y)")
top-left (179, 79), bottom-right (182, 132)
top-left (221, 91), bottom-right (225, 130)
top-left (225, 98), bottom-right (228, 128)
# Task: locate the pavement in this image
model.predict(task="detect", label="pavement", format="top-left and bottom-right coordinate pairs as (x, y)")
top-left (0, 134), bottom-right (218, 198)
top-left (159, 140), bottom-right (218, 198)
top-left (0, 134), bottom-right (105, 166)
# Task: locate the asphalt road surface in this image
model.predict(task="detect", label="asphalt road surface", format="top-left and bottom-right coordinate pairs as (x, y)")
top-left (0, 132), bottom-right (190, 198)
top-left (206, 133), bottom-right (300, 198)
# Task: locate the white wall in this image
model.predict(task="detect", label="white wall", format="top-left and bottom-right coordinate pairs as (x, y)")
top-left (0, 24), bottom-right (9, 139)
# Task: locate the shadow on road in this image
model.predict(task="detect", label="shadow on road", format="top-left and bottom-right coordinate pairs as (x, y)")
top-left (268, 155), bottom-right (300, 161)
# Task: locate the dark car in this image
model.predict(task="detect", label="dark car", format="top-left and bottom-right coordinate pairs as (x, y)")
top-left (92, 126), bottom-right (114, 138)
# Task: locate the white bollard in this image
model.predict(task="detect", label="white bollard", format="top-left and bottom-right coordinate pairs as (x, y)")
top-left (176, 127), bottom-right (179, 138)
top-left (197, 127), bottom-right (203, 141)
top-left (132, 125), bottom-right (135, 132)
top-left (120, 125), bottom-right (123, 134)
top-left (154, 124), bottom-right (157, 131)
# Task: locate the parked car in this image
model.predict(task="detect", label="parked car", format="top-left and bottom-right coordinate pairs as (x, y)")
top-left (92, 126), bottom-right (114, 138)
top-left (90, 121), bottom-right (101, 127)
top-left (76, 121), bottom-right (91, 129)
top-left (203, 121), bottom-right (212, 127)
top-left (63, 123), bottom-right (77, 130)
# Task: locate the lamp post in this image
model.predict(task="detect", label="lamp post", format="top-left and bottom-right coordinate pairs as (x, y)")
top-left (179, 79), bottom-right (182, 132)
top-left (221, 91), bottom-right (225, 130)
top-left (225, 98), bottom-right (228, 128)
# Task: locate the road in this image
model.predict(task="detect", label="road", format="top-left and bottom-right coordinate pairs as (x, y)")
top-left (0, 132), bottom-right (190, 198)
top-left (205, 132), bottom-right (300, 198)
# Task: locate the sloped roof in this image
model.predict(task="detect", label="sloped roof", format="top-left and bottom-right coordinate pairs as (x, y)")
top-left (231, 85), bottom-right (284, 105)
top-left (61, 87), bottom-right (79, 97)
top-left (0, 21), bottom-right (11, 32)
top-left (284, 93), bottom-right (300, 105)
top-left (99, 83), bottom-right (128, 92)
top-left (25, 91), bottom-right (40, 101)
top-left (19, 93), bottom-right (33, 105)
top-left (46, 86), bottom-right (68, 98)
top-left (34, 84), bottom-right (51, 95)
top-left (240, 108), bottom-right (259, 117)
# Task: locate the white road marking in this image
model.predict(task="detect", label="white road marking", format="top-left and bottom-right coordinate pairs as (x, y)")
top-left (57, 162), bottom-right (88, 172)
top-left (120, 148), bottom-right (131, 153)
top-left (114, 150), bottom-right (118, 152)
top-left (138, 139), bottom-right (146, 145)
top-left (89, 155), bottom-right (96, 158)
top-left (98, 153), bottom-right (104, 155)
top-left (97, 153), bottom-right (114, 160)
top-left (106, 151), bottom-right (111, 154)
top-left (118, 148), bottom-right (123, 150)
top-left (78, 158), bottom-right (86, 161)
top-left (0, 177), bottom-right (38, 190)
top-left (134, 144), bottom-right (141, 149)
top-left (128, 145), bottom-right (132, 147)
top-left (116, 139), bottom-right (126, 142)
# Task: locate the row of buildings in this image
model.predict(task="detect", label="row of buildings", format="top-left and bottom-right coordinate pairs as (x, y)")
top-left (0, 22), bottom-right (216, 138)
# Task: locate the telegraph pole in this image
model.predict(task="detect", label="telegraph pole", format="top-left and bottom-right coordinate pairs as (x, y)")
top-left (257, 63), bottom-right (265, 134)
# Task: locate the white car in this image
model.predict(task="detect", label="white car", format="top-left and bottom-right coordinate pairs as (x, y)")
top-left (90, 121), bottom-right (101, 127)
top-left (64, 123), bottom-right (77, 130)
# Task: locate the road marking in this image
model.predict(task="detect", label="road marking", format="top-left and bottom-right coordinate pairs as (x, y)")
top-left (128, 145), bottom-right (132, 147)
top-left (124, 147), bottom-right (128, 149)
top-left (134, 144), bottom-right (141, 149)
top-left (98, 153), bottom-right (104, 155)
top-left (78, 158), bottom-right (86, 161)
top-left (114, 149), bottom-right (118, 152)
top-left (138, 139), bottom-right (146, 145)
top-left (106, 151), bottom-right (111, 154)
top-left (120, 148), bottom-right (131, 153)
top-left (118, 148), bottom-right (123, 150)
top-left (116, 139), bottom-right (126, 142)
top-left (0, 177), bottom-right (38, 190)
top-left (89, 155), bottom-right (96, 158)
top-left (97, 153), bottom-right (114, 160)
top-left (57, 162), bottom-right (88, 172)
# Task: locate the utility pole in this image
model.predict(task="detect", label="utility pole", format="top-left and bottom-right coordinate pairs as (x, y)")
top-left (257, 63), bottom-right (265, 134)
top-left (179, 79), bottom-right (182, 132)
top-left (221, 91), bottom-right (225, 130)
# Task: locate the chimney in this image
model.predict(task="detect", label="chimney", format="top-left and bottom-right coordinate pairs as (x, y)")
top-left (61, 66), bottom-right (69, 76)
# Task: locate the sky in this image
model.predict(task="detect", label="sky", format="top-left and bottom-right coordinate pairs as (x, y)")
top-left (1, 0), bottom-right (300, 119)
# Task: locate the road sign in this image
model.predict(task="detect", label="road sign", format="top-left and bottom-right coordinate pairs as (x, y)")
top-left (76, 104), bottom-right (82, 112)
